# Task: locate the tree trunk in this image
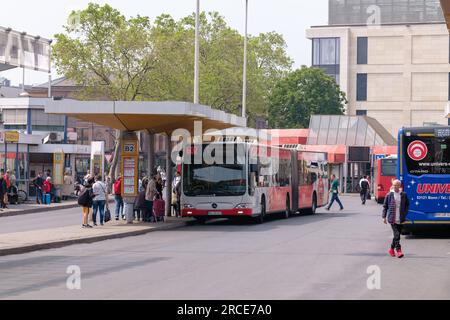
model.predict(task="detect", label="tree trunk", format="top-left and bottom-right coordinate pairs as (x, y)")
top-left (108, 129), bottom-right (123, 181)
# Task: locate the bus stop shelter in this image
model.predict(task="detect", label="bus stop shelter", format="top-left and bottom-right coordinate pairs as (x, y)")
top-left (44, 99), bottom-right (247, 219)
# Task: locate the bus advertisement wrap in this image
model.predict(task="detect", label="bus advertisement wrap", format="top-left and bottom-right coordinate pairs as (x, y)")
top-left (398, 127), bottom-right (450, 225)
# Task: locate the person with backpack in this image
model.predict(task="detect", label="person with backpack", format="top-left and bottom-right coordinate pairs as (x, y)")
top-left (92, 175), bottom-right (108, 226)
top-left (359, 176), bottom-right (370, 205)
top-left (113, 176), bottom-right (124, 221)
top-left (78, 177), bottom-right (95, 228)
top-left (32, 172), bottom-right (44, 204)
top-left (383, 179), bottom-right (409, 259)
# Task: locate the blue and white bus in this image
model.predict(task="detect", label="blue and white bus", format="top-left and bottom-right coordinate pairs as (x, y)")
top-left (398, 126), bottom-right (450, 230)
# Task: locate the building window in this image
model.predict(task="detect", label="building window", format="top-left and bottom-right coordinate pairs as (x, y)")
top-left (357, 37), bottom-right (368, 64)
top-left (357, 74), bottom-right (367, 101)
top-left (312, 37), bottom-right (340, 83)
top-left (448, 73), bottom-right (450, 101)
top-left (356, 110), bottom-right (367, 116)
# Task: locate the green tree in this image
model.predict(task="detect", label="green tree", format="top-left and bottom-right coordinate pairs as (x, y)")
top-left (268, 67), bottom-right (347, 129)
top-left (52, 4), bottom-right (294, 177)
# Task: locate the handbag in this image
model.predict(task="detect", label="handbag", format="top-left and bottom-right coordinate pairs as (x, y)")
top-left (104, 208), bottom-right (111, 223)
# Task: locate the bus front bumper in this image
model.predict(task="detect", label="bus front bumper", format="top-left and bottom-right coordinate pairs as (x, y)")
top-left (182, 208), bottom-right (254, 218)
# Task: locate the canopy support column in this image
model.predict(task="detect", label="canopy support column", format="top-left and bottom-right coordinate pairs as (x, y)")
top-left (165, 133), bottom-right (173, 217)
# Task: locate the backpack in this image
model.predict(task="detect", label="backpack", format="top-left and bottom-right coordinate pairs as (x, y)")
top-left (78, 187), bottom-right (93, 207)
top-left (113, 180), bottom-right (121, 195)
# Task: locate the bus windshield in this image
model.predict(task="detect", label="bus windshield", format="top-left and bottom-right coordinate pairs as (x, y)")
top-left (182, 143), bottom-right (247, 197)
top-left (183, 164), bottom-right (246, 196)
top-left (404, 136), bottom-right (450, 175)
top-left (381, 159), bottom-right (396, 176)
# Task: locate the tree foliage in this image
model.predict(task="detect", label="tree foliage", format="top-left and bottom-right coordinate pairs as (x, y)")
top-left (268, 67), bottom-right (347, 129)
top-left (52, 3), bottom-right (293, 124)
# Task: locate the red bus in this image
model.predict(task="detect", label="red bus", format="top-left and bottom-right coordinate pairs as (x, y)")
top-left (373, 156), bottom-right (397, 204)
top-left (181, 142), bottom-right (329, 223)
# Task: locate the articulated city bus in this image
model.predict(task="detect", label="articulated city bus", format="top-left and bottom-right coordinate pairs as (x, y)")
top-left (181, 142), bottom-right (328, 224)
top-left (373, 155), bottom-right (397, 204)
top-left (398, 126), bottom-right (450, 229)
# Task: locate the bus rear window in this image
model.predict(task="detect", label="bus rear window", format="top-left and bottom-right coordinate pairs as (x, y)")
top-left (381, 160), bottom-right (396, 176)
top-left (404, 136), bottom-right (450, 175)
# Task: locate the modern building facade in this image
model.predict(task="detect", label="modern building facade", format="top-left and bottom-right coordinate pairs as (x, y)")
top-left (307, 0), bottom-right (450, 137)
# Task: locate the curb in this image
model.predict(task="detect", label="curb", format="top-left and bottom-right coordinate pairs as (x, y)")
top-left (0, 203), bottom-right (79, 218)
top-left (0, 220), bottom-right (196, 257)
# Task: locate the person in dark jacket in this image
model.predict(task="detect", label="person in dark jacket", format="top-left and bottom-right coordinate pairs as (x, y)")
top-left (0, 172), bottom-right (7, 210)
top-left (32, 172), bottom-right (44, 204)
top-left (382, 179), bottom-right (409, 259)
top-left (359, 176), bottom-right (370, 205)
top-left (134, 177), bottom-right (148, 222)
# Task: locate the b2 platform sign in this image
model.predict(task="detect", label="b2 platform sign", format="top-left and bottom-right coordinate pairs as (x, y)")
top-left (53, 152), bottom-right (65, 185)
top-left (121, 140), bottom-right (139, 197)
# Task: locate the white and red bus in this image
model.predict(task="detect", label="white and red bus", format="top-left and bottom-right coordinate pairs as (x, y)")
top-left (373, 155), bottom-right (397, 204)
top-left (181, 142), bottom-right (329, 223)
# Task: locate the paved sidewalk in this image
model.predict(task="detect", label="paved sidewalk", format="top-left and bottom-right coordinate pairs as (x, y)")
top-left (0, 217), bottom-right (195, 257)
top-left (0, 200), bottom-right (79, 218)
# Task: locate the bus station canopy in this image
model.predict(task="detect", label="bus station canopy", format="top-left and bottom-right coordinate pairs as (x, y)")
top-left (441, 0), bottom-right (450, 30)
top-left (44, 99), bottom-right (247, 134)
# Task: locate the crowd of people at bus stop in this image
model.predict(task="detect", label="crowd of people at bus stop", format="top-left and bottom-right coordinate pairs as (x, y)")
top-left (76, 167), bottom-right (183, 229)
top-left (0, 169), bottom-right (18, 211)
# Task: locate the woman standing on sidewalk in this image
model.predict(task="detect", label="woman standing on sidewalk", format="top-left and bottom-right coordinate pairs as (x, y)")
top-left (92, 175), bottom-right (108, 226)
top-left (0, 172), bottom-right (7, 210)
top-left (382, 179), bottom-right (409, 259)
top-left (78, 177), bottom-right (95, 229)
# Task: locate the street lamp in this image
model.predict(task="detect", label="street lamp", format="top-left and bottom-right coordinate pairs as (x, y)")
top-left (194, 0), bottom-right (200, 104)
top-left (242, 0), bottom-right (248, 119)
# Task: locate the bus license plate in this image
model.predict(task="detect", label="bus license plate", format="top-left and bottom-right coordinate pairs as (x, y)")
top-left (435, 213), bottom-right (450, 218)
top-left (208, 211), bottom-right (223, 216)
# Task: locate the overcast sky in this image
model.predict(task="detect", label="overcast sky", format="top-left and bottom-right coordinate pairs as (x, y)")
top-left (0, 0), bottom-right (328, 86)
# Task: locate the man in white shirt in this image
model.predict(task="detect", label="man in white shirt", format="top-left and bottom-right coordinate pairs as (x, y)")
top-left (359, 176), bottom-right (370, 205)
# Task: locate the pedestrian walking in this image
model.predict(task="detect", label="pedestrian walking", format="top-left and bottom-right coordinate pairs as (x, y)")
top-left (78, 177), bottom-right (95, 228)
top-left (113, 176), bottom-right (124, 220)
top-left (382, 179), bottom-right (409, 259)
top-left (92, 175), bottom-right (108, 226)
top-left (359, 175), bottom-right (370, 205)
top-left (326, 174), bottom-right (344, 211)
top-left (0, 172), bottom-right (7, 210)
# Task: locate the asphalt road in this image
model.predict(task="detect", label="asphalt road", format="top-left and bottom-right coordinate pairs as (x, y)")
top-left (1, 195), bottom-right (449, 300)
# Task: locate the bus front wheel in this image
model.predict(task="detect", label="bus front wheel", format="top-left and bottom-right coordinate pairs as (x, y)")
top-left (256, 198), bottom-right (266, 224)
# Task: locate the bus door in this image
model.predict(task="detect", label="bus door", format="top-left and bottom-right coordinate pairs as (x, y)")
top-left (291, 150), bottom-right (299, 212)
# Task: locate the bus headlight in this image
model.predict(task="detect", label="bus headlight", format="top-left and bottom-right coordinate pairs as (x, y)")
top-left (184, 204), bottom-right (195, 209)
top-left (235, 204), bottom-right (250, 209)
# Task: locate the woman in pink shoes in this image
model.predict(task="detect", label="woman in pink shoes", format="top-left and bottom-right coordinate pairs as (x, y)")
top-left (382, 180), bottom-right (410, 259)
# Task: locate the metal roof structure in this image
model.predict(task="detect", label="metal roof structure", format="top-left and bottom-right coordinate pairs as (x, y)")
top-left (44, 99), bottom-right (247, 134)
top-left (307, 115), bottom-right (397, 146)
